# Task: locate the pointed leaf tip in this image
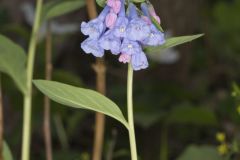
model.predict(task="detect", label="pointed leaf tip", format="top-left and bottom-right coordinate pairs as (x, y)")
top-left (145, 34), bottom-right (204, 53)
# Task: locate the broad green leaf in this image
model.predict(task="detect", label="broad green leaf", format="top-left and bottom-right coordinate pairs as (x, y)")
top-left (0, 35), bottom-right (27, 94)
top-left (96, 0), bottom-right (106, 7)
top-left (50, 70), bottom-right (84, 115)
top-left (145, 34), bottom-right (204, 53)
top-left (42, 0), bottom-right (86, 21)
top-left (177, 145), bottom-right (223, 160)
top-left (166, 105), bottom-right (218, 126)
top-left (33, 80), bottom-right (129, 128)
top-left (3, 141), bottom-right (14, 160)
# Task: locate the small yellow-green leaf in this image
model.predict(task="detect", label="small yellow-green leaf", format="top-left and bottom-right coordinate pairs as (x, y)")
top-left (232, 83), bottom-right (240, 97)
top-left (0, 34), bottom-right (27, 94)
top-left (96, 0), bottom-right (106, 7)
top-left (33, 80), bottom-right (129, 128)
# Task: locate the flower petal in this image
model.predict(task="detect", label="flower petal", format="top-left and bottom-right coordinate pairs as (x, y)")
top-left (121, 38), bottom-right (142, 55)
top-left (131, 52), bottom-right (149, 71)
top-left (126, 18), bottom-right (151, 41)
top-left (113, 17), bottom-right (129, 38)
top-left (99, 30), bottom-right (121, 55)
top-left (81, 19), bottom-right (105, 39)
top-left (81, 38), bottom-right (104, 57)
top-left (142, 25), bottom-right (165, 46)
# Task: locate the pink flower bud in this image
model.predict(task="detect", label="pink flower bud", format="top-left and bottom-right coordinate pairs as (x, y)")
top-left (107, 0), bottom-right (115, 7)
top-left (105, 11), bottom-right (117, 28)
top-left (107, 0), bottom-right (121, 14)
top-left (152, 14), bottom-right (161, 24)
top-left (149, 5), bottom-right (161, 24)
top-left (119, 53), bottom-right (131, 63)
top-left (112, 0), bottom-right (121, 13)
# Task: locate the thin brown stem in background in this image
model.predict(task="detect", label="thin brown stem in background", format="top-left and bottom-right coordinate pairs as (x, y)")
top-left (0, 75), bottom-right (3, 160)
top-left (86, 1), bottom-right (107, 160)
top-left (44, 23), bottom-right (53, 160)
top-left (92, 59), bottom-right (106, 160)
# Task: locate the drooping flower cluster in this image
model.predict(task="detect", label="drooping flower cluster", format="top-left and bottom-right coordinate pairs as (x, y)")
top-left (81, 0), bottom-right (165, 71)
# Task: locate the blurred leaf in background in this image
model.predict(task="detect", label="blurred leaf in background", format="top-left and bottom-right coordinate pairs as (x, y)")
top-left (0, 35), bottom-right (27, 94)
top-left (166, 104), bottom-right (218, 127)
top-left (177, 145), bottom-right (223, 160)
top-left (41, 0), bottom-right (86, 22)
top-left (211, 0), bottom-right (240, 61)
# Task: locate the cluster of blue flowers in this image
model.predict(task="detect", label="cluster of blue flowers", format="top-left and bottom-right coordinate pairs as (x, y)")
top-left (81, 0), bottom-right (165, 71)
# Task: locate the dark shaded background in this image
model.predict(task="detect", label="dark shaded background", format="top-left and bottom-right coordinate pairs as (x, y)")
top-left (0, 0), bottom-right (240, 159)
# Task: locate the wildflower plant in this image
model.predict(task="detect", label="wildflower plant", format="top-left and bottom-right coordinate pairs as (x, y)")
top-left (78, 0), bottom-right (202, 159)
top-left (0, 0), bottom-right (203, 159)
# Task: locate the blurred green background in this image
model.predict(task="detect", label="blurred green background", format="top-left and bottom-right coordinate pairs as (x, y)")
top-left (0, 0), bottom-right (240, 159)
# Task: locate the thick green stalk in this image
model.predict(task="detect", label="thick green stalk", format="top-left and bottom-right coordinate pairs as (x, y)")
top-left (0, 75), bottom-right (3, 160)
top-left (21, 0), bottom-right (43, 160)
top-left (127, 64), bottom-right (138, 160)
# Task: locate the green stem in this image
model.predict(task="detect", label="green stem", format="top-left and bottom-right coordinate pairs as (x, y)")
top-left (21, 0), bottom-right (43, 160)
top-left (127, 63), bottom-right (138, 160)
top-left (160, 128), bottom-right (168, 160)
top-left (53, 114), bottom-right (69, 150)
top-left (0, 74), bottom-right (3, 160)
